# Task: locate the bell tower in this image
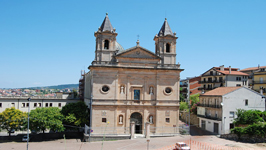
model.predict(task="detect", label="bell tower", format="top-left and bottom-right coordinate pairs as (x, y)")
top-left (94, 13), bottom-right (118, 64)
top-left (154, 18), bottom-right (178, 66)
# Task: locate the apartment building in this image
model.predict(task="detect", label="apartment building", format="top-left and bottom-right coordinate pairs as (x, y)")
top-left (197, 87), bottom-right (265, 134)
top-left (180, 76), bottom-right (201, 102)
top-left (199, 65), bottom-right (249, 92)
top-left (240, 65), bottom-right (266, 96)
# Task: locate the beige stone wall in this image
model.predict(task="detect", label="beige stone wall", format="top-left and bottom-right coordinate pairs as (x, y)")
top-left (91, 105), bottom-right (179, 134)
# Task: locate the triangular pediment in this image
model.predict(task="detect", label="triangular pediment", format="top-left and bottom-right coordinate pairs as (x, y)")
top-left (116, 46), bottom-right (161, 60)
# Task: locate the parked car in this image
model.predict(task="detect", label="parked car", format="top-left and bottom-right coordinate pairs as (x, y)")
top-left (175, 142), bottom-right (190, 150)
top-left (22, 135), bottom-right (30, 142)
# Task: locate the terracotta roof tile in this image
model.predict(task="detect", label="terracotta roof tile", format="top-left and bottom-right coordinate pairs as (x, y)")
top-left (240, 66), bottom-right (266, 71)
top-left (216, 70), bottom-right (249, 76)
top-left (202, 87), bottom-right (241, 96)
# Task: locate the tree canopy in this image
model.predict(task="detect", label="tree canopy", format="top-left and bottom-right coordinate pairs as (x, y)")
top-left (0, 107), bottom-right (27, 136)
top-left (29, 107), bottom-right (64, 133)
top-left (61, 102), bottom-right (89, 128)
top-left (233, 109), bottom-right (264, 125)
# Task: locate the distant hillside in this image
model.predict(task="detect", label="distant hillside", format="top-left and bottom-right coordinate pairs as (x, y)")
top-left (26, 84), bottom-right (79, 90)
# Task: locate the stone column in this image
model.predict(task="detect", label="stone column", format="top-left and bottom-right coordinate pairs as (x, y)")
top-left (130, 122), bottom-right (135, 139)
top-left (145, 122), bottom-right (150, 139)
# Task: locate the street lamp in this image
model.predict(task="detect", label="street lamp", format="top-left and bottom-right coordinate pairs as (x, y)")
top-left (27, 97), bottom-right (31, 150)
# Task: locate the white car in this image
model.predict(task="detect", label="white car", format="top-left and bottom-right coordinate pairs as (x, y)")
top-left (22, 135), bottom-right (30, 142)
top-left (175, 142), bottom-right (190, 150)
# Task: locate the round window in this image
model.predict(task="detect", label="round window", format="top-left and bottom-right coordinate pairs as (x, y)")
top-left (165, 87), bottom-right (172, 94)
top-left (102, 86), bottom-right (109, 92)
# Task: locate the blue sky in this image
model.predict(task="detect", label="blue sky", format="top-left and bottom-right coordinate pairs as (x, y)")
top-left (1, 0), bottom-right (265, 88)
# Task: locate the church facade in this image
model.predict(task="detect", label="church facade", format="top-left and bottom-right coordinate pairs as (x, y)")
top-left (84, 14), bottom-right (183, 135)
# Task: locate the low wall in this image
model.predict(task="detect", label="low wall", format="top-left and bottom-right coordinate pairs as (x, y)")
top-left (180, 111), bottom-right (199, 127)
top-left (0, 132), bottom-right (83, 143)
top-left (221, 134), bottom-right (266, 143)
top-left (83, 134), bottom-right (131, 142)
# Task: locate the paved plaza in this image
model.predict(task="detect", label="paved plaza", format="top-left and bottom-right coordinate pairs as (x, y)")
top-left (1, 135), bottom-right (266, 150)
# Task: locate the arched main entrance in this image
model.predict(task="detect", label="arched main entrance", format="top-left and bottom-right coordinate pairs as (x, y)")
top-left (130, 112), bottom-right (142, 134)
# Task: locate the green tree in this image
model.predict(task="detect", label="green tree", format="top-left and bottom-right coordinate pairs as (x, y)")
top-left (231, 127), bottom-right (245, 140)
top-left (190, 93), bottom-right (200, 106)
top-left (0, 107), bottom-right (27, 136)
top-left (234, 109), bottom-right (263, 125)
top-left (29, 107), bottom-right (64, 133)
top-left (72, 89), bottom-right (78, 98)
top-left (179, 87), bottom-right (185, 102)
top-left (61, 102), bottom-right (89, 129)
top-left (180, 102), bottom-right (188, 111)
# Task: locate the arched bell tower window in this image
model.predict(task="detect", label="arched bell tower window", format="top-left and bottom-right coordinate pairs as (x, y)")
top-left (104, 40), bottom-right (109, 49)
top-left (166, 43), bottom-right (170, 53)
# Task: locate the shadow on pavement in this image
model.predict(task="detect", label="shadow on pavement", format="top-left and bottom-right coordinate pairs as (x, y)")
top-left (190, 125), bottom-right (217, 136)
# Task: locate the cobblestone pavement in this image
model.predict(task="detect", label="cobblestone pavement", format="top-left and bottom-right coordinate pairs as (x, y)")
top-left (1, 135), bottom-right (265, 150)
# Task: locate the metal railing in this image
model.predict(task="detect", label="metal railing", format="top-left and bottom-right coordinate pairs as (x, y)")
top-left (197, 87), bottom-right (216, 90)
top-left (199, 80), bottom-right (224, 84)
top-left (150, 126), bottom-right (180, 136)
top-left (85, 126), bottom-right (130, 135)
top-left (253, 80), bottom-right (266, 84)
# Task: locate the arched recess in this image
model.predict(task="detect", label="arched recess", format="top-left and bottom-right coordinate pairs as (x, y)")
top-left (166, 43), bottom-right (170, 53)
top-left (104, 40), bottom-right (109, 49)
top-left (130, 112), bottom-right (142, 134)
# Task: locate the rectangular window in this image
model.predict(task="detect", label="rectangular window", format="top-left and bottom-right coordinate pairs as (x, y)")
top-left (236, 84), bottom-right (241, 87)
top-left (49, 103), bottom-right (53, 107)
top-left (22, 103), bottom-right (25, 107)
top-left (102, 118), bottom-right (107, 123)
top-left (26, 103), bottom-right (29, 107)
top-left (38, 103), bottom-right (41, 107)
top-left (0, 103), bottom-right (2, 108)
top-left (219, 77), bottom-right (223, 82)
top-left (166, 118), bottom-right (170, 123)
top-left (245, 99), bottom-right (248, 106)
top-left (236, 77), bottom-right (241, 81)
top-left (45, 103), bottom-right (48, 107)
top-left (230, 123), bottom-right (234, 129)
top-left (58, 103), bottom-right (61, 107)
top-left (229, 111), bottom-right (234, 118)
top-left (134, 89), bottom-right (140, 100)
top-left (210, 71), bottom-right (213, 75)
top-left (34, 103), bottom-right (37, 107)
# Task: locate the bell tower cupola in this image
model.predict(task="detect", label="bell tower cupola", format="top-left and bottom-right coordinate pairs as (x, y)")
top-left (94, 13), bottom-right (118, 64)
top-left (154, 18), bottom-right (178, 66)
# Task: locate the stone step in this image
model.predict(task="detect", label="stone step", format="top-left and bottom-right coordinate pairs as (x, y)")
top-left (134, 134), bottom-right (145, 138)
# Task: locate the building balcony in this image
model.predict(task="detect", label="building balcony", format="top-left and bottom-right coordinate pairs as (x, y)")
top-left (253, 80), bottom-right (266, 84)
top-left (199, 80), bottom-right (224, 84)
top-left (198, 87), bottom-right (216, 91)
top-left (197, 114), bottom-right (222, 121)
top-left (180, 83), bottom-right (188, 87)
top-left (198, 103), bottom-right (222, 108)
